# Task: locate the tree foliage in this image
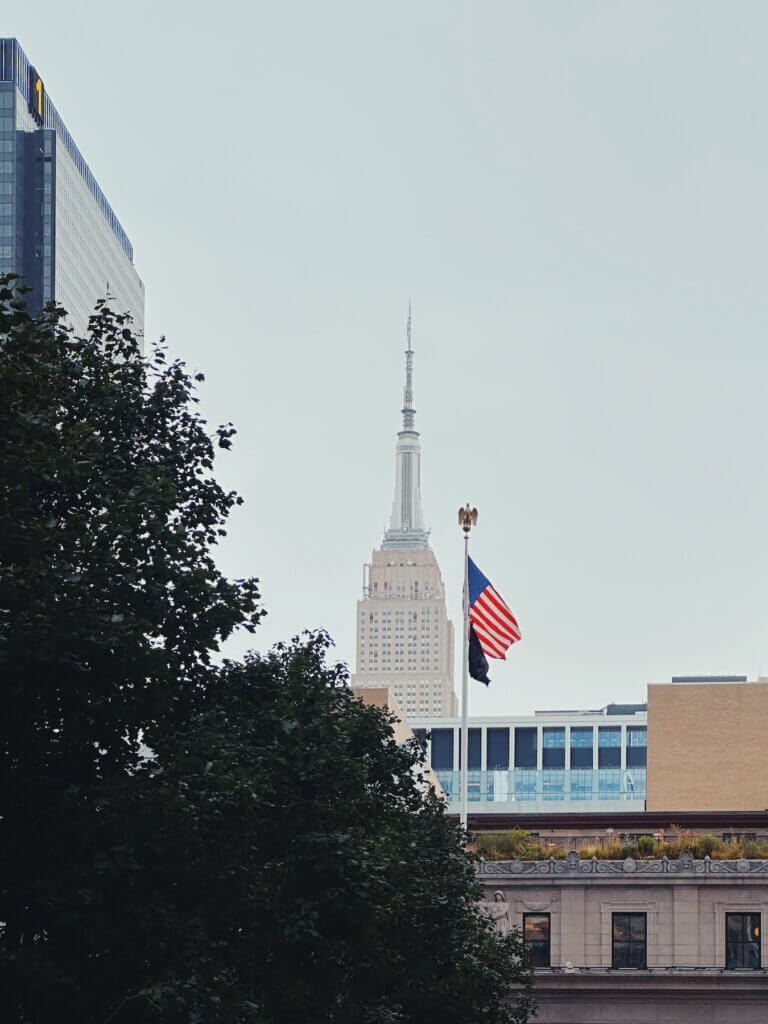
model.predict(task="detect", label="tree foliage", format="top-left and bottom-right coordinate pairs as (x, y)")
top-left (0, 277), bottom-right (260, 790)
top-left (0, 281), bottom-right (533, 1023)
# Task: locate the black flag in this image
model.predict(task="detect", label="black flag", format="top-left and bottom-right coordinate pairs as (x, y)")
top-left (469, 624), bottom-right (490, 685)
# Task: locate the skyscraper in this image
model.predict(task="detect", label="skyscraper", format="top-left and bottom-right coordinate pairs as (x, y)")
top-left (351, 312), bottom-right (458, 718)
top-left (0, 39), bottom-right (144, 335)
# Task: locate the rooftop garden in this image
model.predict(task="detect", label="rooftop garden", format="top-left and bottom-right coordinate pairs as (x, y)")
top-left (471, 829), bottom-right (768, 862)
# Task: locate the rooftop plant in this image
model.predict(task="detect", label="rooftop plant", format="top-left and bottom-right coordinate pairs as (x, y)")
top-left (472, 830), bottom-right (768, 862)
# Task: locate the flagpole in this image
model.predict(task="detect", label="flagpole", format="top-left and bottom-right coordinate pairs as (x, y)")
top-left (458, 504), bottom-right (477, 834)
top-left (460, 530), bottom-right (469, 832)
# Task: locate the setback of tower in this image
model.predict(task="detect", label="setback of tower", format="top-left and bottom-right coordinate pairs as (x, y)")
top-left (353, 549), bottom-right (457, 717)
top-left (350, 309), bottom-right (458, 717)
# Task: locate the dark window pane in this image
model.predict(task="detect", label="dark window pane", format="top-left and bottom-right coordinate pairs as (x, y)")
top-left (431, 728), bottom-right (453, 771)
top-left (528, 942), bottom-right (549, 967)
top-left (630, 916), bottom-right (646, 940)
top-left (514, 727), bottom-right (537, 769)
top-left (612, 913), bottom-right (646, 969)
top-left (468, 728), bottom-right (481, 770)
top-left (570, 747), bottom-right (593, 769)
top-left (613, 942), bottom-right (629, 968)
top-left (726, 913), bottom-right (761, 971)
top-left (486, 728), bottom-right (509, 770)
top-left (598, 747), bottom-right (621, 768)
top-left (627, 746), bottom-right (647, 768)
top-left (543, 746), bottom-right (565, 769)
top-left (629, 944), bottom-right (646, 968)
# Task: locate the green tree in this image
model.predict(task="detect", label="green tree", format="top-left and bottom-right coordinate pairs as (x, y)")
top-left (0, 281), bottom-right (533, 1023)
top-left (0, 276), bottom-right (260, 784)
top-left (0, 276), bottom-right (260, 1017)
top-left (4, 635), bottom-right (534, 1023)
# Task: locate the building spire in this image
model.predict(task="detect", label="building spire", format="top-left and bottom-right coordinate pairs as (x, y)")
top-left (402, 299), bottom-right (415, 430)
top-left (382, 304), bottom-right (429, 550)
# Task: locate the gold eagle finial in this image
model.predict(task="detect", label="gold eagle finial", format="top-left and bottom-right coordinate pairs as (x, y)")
top-left (458, 504), bottom-right (478, 534)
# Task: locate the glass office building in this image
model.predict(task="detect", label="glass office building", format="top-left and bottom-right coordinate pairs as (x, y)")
top-left (412, 704), bottom-right (648, 813)
top-left (0, 39), bottom-right (144, 336)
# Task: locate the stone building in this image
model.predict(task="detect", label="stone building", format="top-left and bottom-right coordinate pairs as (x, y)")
top-left (479, 853), bottom-right (768, 1023)
top-left (350, 311), bottom-right (457, 717)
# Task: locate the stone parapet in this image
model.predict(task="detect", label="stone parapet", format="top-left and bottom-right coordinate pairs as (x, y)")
top-left (478, 851), bottom-right (768, 878)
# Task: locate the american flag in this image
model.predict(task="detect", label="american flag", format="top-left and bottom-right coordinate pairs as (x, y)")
top-left (467, 557), bottom-right (521, 684)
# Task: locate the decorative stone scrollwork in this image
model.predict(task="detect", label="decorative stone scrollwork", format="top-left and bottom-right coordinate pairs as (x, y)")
top-left (514, 896), bottom-right (560, 912)
top-left (476, 855), bottom-right (768, 877)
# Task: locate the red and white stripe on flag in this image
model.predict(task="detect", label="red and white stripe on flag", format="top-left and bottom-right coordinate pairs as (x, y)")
top-left (469, 584), bottom-right (522, 660)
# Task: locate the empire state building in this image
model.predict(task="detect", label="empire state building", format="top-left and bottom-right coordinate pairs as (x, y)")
top-left (351, 313), bottom-right (458, 718)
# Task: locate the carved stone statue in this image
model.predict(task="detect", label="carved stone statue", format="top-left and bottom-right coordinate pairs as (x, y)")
top-left (481, 890), bottom-right (510, 934)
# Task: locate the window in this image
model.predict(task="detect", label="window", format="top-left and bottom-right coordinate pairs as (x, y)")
top-left (514, 727), bottom-right (537, 769)
top-left (612, 913), bottom-right (646, 968)
top-left (570, 769), bottom-right (593, 800)
top-left (542, 771), bottom-right (565, 800)
top-left (570, 727), bottom-right (593, 769)
top-left (514, 769), bottom-right (537, 802)
top-left (626, 727), bottom-right (647, 768)
top-left (430, 728), bottom-right (454, 771)
top-left (487, 727), bottom-right (510, 770)
top-left (598, 726), bottom-right (621, 768)
top-left (465, 728), bottom-right (481, 770)
top-left (598, 769), bottom-right (621, 800)
top-left (542, 728), bottom-right (565, 768)
top-left (726, 913), bottom-right (761, 969)
top-left (524, 914), bottom-right (550, 967)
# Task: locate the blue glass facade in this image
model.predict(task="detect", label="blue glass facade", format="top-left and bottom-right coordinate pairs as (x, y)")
top-left (414, 710), bottom-right (649, 812)
top-left (435, 769), bottom-right (647, 804)
top-left (0, 39), bottom-right (143, 335)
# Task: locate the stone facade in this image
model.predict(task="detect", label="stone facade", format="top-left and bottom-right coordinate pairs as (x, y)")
top-left (478, 854), bottom-right (768, 1023)
top-left (350, 685), bottom-right (444, 795)
top-left (351, 547), bottom-right (457, 717)
top-left (351, 320), bottom-right (458, 717)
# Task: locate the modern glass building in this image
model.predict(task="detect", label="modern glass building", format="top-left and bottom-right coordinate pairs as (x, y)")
top-left (0, 39), bottom-right (144, 336)
top-left (412, 704), bottom-right (648, 813)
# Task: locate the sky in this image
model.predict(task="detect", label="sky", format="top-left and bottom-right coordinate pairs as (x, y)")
top-left (8, 1), bottom-right (768, 714)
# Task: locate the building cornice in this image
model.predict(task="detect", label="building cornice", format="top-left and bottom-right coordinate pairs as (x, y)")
top-left (478, 851), bottom-right (768, 879)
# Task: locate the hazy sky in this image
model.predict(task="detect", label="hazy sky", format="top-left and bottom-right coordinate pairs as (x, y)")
top-left (9, 2), bottom-right (768, 714)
